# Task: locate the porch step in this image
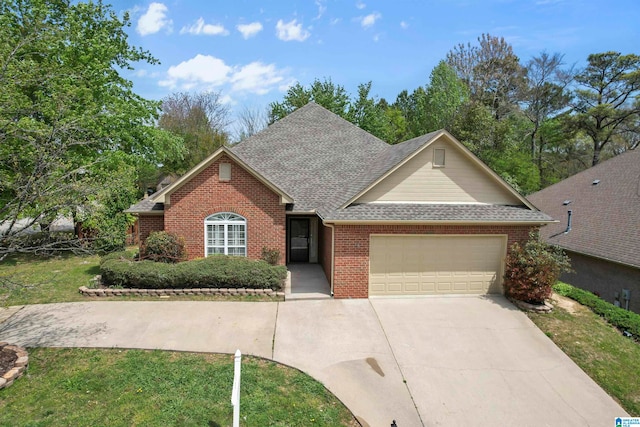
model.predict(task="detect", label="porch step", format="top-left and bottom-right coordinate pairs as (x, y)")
top-left (285, 292), bottom-right (332, 301)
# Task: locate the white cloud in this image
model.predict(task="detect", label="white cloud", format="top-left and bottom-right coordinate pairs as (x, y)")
top-left (356, 1), bottom-right (366, 9)
top-left (180, 18), bottom-right (229, 36)
top-left (330, 17), bottom-right (341, 25)
top-left (231, 62), bottom-right (286, 95)
top-left (159, 54), bottom-right (290, 96)
top-left (137, 2), bottom-right (172, 36)
top-left (159, 54), bottom-right (232, 89)
top-left (314, 0), bottom-right (327, 20)
top-left (360, 12), bottom-right (381, 29)
top-left (275, 19), bottom-right (310, 42)
top-left (400, 21), bottom-right (409, 29)
top-left (237, 22), bottom-right (263, 39)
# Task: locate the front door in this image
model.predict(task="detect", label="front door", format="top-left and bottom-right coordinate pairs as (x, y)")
top-left (289, 218), bottom-right (310, 262)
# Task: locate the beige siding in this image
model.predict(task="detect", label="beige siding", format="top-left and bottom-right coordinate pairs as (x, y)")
top-left (356, 139), bottom-right (522, 204)
top-left (369, 235), bottom-right (506, 296)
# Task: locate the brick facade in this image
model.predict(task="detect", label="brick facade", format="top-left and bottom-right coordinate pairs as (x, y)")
top-left (330, 224), bottom-right (536, 299)
top-left (137, 215), bottom-right (164, 243)
top-left (160, 155), bottom-right (286, 263)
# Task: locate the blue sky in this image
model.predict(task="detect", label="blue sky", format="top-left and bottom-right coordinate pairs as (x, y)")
top-left (111, 0), bottom-right (640, 126)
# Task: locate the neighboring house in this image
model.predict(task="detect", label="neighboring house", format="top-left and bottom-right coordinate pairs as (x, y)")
top-left (528, 149), bottom-right (640, 313)
top-left (126, 103), bottom-right (552, 298)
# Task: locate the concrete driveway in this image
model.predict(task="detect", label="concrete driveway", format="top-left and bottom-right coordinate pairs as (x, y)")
top-left (0, 297), bottom-right (627, 427)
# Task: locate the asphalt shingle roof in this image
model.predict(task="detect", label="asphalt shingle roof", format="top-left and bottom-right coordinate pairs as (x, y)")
top-left (128, 102), bottom-right (549, 224)
top-left (528, 149), bottom-right (640, 268)
top-left (125, 198), bottom-right (164, 213)
top-left (231, 102), bottom-right (388, 215)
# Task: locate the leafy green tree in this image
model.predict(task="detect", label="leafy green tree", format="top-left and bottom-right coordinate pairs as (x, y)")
top-left (0, 0), bottom-right (182, 258)
top-left (424, 61), bottom-right (470, 132)
top-left (158, 91), bottom-right (229, 174)
top-left (571, 51), bottom-right (640, 165)
top-left (268, 78), bottom-right (350, 123)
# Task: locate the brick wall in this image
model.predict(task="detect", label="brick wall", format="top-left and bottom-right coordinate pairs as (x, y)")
top-left (138, 215), bottom-right (164, 243)
top-left (164, 155), bottom-right (286, 263)
top-left (331, 224), bottom-right (536, 299)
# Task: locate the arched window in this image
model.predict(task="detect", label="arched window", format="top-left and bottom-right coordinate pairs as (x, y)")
top-left (204, 213), bottom-right (246, 257)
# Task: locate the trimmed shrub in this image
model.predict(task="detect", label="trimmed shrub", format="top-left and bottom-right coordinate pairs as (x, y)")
top-left (261, 247), bottom-right (281, 265)
top-left (554, 282), bottom-right (640, 339)
top-left (503, 231), bottom-right (571, 304)
top-left (101, 255), bottom-right (287, 290)
top-left (140, 231), bottom-right (186, 263)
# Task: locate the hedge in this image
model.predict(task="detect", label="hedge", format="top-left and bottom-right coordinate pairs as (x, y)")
top-left (554, 282), bottom-right (640, 339)
top-left (101, 255), bottom-right (287, 290)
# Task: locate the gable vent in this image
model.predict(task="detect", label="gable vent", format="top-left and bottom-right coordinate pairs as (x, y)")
top-left (219, 163), bottom-right (231, 181)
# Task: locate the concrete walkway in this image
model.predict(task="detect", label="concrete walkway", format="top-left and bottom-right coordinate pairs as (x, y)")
top-left (0, 298), bottom-right (627, 427)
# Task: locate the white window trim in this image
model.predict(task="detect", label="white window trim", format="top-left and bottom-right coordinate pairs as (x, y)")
top-left (204, 212), bottom-right (247, 257)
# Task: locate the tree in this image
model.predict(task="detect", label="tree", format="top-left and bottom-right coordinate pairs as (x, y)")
top-left (268, 78), bottom-right (350, 123)
top-left (521, 52), bottom-right (572, 185)
top-left (447, 34), bottom-right (526, 120)
top-left (0, 0), bottom-right (182, 259)
top-left (572, 52), bottom-right (640, 165)
top-left (423, 61), bottom-right (470, 132)
top-left (233, 105), bottom-right (268, 142)
top-left (158, 91), bottom-right (229, 174)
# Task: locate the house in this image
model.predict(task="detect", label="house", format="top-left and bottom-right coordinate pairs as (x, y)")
top-left (528, 149), bottom-right (640, 313)
top-left (126, 103), bottom-right (552, 298)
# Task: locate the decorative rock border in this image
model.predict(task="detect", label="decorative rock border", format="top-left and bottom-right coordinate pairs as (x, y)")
top-left (79, 286), bottom-right (284, 298)
top-left (0, 342), bottom-right (28, 390)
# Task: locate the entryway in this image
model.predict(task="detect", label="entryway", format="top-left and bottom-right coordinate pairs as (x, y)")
top-left (286, 264), bottom-right (331, 300)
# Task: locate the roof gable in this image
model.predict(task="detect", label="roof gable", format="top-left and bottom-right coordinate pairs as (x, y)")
top-left (151, 147), bottom-right (293, 206)
top-left (346, 131), bottom-right (532, 208)
top-left (528, 149), bottom-right (640, 268)
top-left (230, 102), bottom-right (388, 214)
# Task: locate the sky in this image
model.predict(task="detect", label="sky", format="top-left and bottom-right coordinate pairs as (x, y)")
top-left (110, 0), bottom-right (640, 129)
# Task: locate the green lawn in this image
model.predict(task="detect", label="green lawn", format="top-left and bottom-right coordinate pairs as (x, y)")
top-left (0, 348), bottom-right (357, 427)
top-left (0, 252), bottom-right (279, 306)
top-left (528, 295), bottom-right (640, 416)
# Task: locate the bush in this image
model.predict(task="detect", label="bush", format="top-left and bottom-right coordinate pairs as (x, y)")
top-left (99, 251), bottom-right (131, 266)
top-left (140, 231), bottom-right (186, 263)
top-left (503, 231), bottom-right (571, 304)
top-left (554, 282), bottom-right (640, 339)
top-left (261, 247), bottom-right (281, 265)
top-left (101, 255), bottom-right (287, 290)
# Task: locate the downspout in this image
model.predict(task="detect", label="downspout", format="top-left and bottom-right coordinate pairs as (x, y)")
top-left (325, 222), bottom-right (335, 297)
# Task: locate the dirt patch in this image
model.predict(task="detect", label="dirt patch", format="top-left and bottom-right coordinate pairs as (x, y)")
top-left (551, 293), bottom-right (582, 314)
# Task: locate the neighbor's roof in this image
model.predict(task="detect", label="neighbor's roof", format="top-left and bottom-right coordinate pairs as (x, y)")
top-left (528, 149), bottom-right (640, 269)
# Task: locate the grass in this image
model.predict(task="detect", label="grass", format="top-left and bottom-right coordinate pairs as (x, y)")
top-left (0, 348), bottom-right (357, 427)
top-left (0, 251), bottom-right (281, 306)
top-left (528, 295), bottom-right (640, 416)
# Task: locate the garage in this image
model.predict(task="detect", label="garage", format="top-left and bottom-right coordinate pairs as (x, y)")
top-left (369, 235), bottom-right (507, 296)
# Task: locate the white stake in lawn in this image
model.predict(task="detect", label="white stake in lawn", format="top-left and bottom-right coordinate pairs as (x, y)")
top-left (231, 349), bottom-right (241, 427)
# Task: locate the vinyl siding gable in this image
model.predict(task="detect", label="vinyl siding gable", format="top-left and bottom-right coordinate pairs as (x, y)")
top-left (355, 139), bottom-right (522, 205)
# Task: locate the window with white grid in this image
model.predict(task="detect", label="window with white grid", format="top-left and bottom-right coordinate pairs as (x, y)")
top-left (204, 213), bottom-right (246, 257)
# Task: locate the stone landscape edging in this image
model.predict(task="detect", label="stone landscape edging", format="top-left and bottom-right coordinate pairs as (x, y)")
top-left (0, 342), bottom-right (28, 390)
top-left (79, 286), bottom-right (284, 298)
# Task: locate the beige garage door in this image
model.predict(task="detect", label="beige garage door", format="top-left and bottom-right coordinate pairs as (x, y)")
top-left (369, 235), bottom-right (506, 296)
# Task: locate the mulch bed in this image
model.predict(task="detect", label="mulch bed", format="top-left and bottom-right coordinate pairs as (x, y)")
top-left (0, 344), bottom-right (18, 377)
